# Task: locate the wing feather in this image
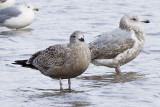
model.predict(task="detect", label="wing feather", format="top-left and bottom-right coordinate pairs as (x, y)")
top-left (90, 28), bottom-right (135, 59)
top-left (29, 44), bottom-right (71, 72)
top-left (0, 6), bottom-right (21, 23)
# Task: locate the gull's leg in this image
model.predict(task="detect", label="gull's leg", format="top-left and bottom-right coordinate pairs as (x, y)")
top-left (59, 78), bottom-right (63, 90)
top-left (68, 78), bottom-right (71, 90)
top-left (115, 67), bottom-right (121, 74)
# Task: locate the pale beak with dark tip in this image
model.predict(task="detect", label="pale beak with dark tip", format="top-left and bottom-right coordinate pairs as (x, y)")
top-left (33, 8), bottom-right (39, 11)
top-left (79, 38), bottom-right (84, 42)
top-left (141, 20), bottom-right (150, 23)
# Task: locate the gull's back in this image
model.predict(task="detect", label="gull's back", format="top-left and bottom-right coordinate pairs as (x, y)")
top-left (0, 6), bottom-right (21, 23)
top-left (89, 28), bottom-right (135, 60)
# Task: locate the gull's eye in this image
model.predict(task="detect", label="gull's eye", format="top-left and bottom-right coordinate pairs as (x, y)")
top-left (72, 36), bottom-right (76, 38)
top-left (132, 18), bottom-right (137, 21)
top-left (27, 6), bottom-right (30, 8)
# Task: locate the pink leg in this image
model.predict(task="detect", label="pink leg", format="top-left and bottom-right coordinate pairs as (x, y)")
top-left (59, 78), bottom-right (63, 90)
top-left (68, 78), bottom-right (71, 90)
top-left (115, 67), bottom-right (121, 74)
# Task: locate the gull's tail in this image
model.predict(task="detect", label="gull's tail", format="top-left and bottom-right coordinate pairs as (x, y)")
top-left (13, 60), bottom-right (36, 69)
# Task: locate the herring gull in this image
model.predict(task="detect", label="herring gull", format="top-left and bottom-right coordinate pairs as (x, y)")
top-left (0, 4), bottom-right (38, 29)
top-left (89, 14), bottom-right (150, 73)
top-left (0, 0), bottom-right (16, 10)
top-left (13, 31), bottom-right (91, 90)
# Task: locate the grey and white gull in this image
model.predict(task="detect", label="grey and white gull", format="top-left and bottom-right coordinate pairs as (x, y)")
top-left (0, 0), bottom-right (16, 10)
top-left (0, 3), bottom-right (38, 29)
top-left (13, 31), bottom-right (91, 90)
top-left (89, 14), bottom-right (150, 73)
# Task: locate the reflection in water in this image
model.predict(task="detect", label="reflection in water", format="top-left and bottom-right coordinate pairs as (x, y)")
top-left (15, 87), bottom-right (92, 107)
top-left (0, 28), bottom-right (33, 36)
top-left (0, 0), bottom-right (158, 106)
top-left (21, 87), bottom-right (86, 98)
top-left (12, 72), bottom-right (145, 107)
top-left (78, 72), bottom-right (145, 88)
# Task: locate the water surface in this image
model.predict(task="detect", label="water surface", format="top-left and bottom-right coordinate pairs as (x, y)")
top-left (0, 0), bottom-right (160, 107)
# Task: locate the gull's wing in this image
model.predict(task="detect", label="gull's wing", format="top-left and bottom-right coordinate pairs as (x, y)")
top-left (28, 44), bottom-right (71, 72)
top-left (0, 6), bottom-right (21, 23)
top-left (89, 28), bottom-right (135, 59)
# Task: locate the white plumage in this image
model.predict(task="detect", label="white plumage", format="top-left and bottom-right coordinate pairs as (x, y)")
top-left (0, 4), bottom-right (38, 29)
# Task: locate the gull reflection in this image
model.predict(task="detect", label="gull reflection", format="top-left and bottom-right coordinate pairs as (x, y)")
top-left (78, 72), bottom-right (145, 87)
top-left (0, 28), bottom-right (33, 36)
top-left (15, 87), bottom-right (92, 107)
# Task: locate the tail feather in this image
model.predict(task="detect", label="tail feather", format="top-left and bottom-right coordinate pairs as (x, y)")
top-left (13, 60), bottom-right (28, 66)
top-left (13, 60), bottom-right (36, 69)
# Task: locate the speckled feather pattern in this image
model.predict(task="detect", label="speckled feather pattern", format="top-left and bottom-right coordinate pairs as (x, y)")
top-left (28, 43), bottom-right (91, 79)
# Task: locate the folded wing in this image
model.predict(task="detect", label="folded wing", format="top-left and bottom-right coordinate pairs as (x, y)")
top-left (0, 6), bottom-right (21, 23)
top-left (89, 28), bottom-right (135, 60)
top-left (28, 44), bottom-right (71, 72)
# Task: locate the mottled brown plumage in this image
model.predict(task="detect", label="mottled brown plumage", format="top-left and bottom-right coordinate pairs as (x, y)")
top-left (14, 31), bottom-right (91, 90)
top-left (30, 43), bottom-right (91, 79)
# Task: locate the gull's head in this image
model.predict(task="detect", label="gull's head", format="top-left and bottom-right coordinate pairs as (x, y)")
top-left (20, 4), bottom-right (38, 11)
top-left (119, 14), bottom-right (150, 31)
top-left (70, 31), bottom-right (85, 44)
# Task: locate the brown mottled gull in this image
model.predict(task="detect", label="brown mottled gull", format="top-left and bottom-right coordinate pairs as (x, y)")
top-left (89, 14), bottom-right (150, 73)
top-left (14, 31), bottom-right (91, 90)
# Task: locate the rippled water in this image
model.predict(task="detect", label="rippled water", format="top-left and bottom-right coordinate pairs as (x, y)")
top-left (1, 0), bottom-right (160, 107)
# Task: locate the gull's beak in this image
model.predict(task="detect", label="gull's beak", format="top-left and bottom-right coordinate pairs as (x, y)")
top-left (141, 20), bottom-right (150, 23)
top-left (33, 8), bottom-right (39, 11)
top-left (79, 38), bottom-right (84, 42)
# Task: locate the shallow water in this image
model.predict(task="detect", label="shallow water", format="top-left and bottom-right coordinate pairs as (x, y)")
top-left (1, 0), bottom-right (160, 107)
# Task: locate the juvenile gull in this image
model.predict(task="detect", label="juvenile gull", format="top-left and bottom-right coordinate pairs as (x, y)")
top-left (13, 31), bottom-right (91, 90)
top-left (0, 0), bottom-right (16, 10)
top-left (0, 4), bottom-right (38, 29)
top-left (89, 14), bottom-right (150, 73)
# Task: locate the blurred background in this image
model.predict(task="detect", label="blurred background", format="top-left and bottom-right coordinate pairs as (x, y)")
top-left (0, 0), bottom-right (160, 107)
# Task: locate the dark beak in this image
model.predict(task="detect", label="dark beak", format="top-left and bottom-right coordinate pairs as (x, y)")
top-left (33, 8), bottom-right (39, 11)
top-left (141, 20), bottom-right (150, 23)
top-left (79, 38), bottom-right (84, 42)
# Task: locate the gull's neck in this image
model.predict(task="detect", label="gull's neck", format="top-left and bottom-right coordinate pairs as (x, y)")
top-left (119, 22), bottom-right (145, 42)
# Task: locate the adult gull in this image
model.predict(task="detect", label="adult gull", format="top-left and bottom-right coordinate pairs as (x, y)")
top-left (13, 31), bottom-right (91, 90)
top-left (0, 4), bottom-right (38, 29)
top-left (89, 14), bottom-right (150, 73)
top-left (0, 0), bottom-right (16, 10)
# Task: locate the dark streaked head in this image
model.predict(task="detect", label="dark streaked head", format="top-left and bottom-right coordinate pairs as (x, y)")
top-left (70, 31), bottom-right (85, 43)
